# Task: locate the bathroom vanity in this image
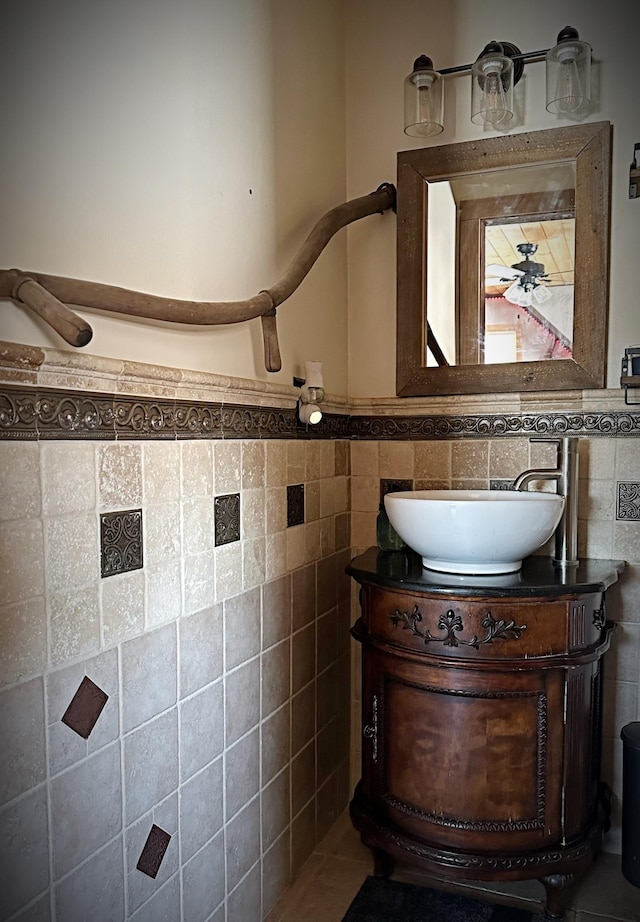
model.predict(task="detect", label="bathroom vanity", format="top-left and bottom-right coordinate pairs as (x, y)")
top-left (347, 549), bottom-right (624, 918)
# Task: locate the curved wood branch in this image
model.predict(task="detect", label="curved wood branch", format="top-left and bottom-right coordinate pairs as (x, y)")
top-left (1, 182), bottom-right (396, 371)
top-left (10, 274), bottom-right (93, 348)
top-left (260, 311), bottom-right (282, 373)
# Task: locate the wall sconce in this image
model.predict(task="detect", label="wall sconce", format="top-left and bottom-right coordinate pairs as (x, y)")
top-left (404, 25), bottom-right (591, 136)
top-left (296, 361), bottom-right (324, 425)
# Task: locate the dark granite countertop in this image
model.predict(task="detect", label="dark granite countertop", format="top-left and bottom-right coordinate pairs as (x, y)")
top-left (346, 548), bottom-right (625, 598)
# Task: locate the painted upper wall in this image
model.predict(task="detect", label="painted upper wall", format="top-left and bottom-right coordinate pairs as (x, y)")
top-left (0, 0), bottom-right (349, 394)
top-left (3, 1), bottom-right (637, 400)
top-left (345, 0), bottom-right (640, 396)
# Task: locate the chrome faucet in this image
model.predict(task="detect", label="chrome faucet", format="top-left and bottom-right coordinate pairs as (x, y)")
top-left (513, 436), bottom-right (579, 567)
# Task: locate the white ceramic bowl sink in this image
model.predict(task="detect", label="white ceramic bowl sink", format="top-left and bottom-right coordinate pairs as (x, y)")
top-left (384, 489), bottom-right (565, 575)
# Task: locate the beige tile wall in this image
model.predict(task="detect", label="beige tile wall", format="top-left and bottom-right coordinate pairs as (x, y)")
top-left (1, 425), bottom-right (638, 921)
top-left (349, 435), bottom-right (640, 854)
top-left (0, 438), bottom-right (351, 922)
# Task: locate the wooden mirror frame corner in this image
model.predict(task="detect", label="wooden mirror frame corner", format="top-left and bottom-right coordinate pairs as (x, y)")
top-left (396, 121), bottom-right (612, 397)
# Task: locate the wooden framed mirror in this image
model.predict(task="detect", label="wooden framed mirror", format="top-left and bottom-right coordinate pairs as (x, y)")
top-left (396, 122), bottom-right (611, 396)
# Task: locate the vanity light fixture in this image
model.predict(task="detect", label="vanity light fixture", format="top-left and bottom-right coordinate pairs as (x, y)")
top-left (404, 26), bottom-right (591, 135)
top-left (297, 360), bottom-right (325, 425)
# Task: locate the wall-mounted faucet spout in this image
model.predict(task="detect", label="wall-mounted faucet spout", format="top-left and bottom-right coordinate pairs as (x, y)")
top-left (513, 437), bottom-right (579, 567)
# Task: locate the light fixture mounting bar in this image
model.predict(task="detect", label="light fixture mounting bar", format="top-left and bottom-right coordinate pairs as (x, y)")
top-left (438, 48), bottom-right (549, 78)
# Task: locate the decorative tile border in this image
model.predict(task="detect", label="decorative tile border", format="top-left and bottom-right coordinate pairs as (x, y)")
top-left (1, 384), bottom-right (640, 441)
top-left (0, 385), bottom-right (348, 440)
top-left (349, 412), bottom-right (640, 440)
top-left (617, 482), bottom-right (640, 521)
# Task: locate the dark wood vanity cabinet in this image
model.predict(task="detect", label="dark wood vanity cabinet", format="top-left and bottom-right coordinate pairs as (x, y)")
top-left (347, 551), bottom-right (624, 919)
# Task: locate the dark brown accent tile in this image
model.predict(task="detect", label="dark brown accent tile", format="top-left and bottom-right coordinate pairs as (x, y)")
top-left (287, 484), bottom-right (305, 527)
top-left (61, 676), bottom-right (109, 739)
top-left (490, 478), bottom-right (516, 491)
top-left (380, 478), bottom-right (413, 503)
top-left (617, 482), bottom-right (640, 520)
top-left (214, 493), bottom-right (240, 546)
top-left (136, 824), bottom-right (172, 878)
top-left (100, 509), bottom-right (143, 578)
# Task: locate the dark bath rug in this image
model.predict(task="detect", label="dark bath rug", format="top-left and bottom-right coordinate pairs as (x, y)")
top-left (342, 876), bottom-right (537, 922)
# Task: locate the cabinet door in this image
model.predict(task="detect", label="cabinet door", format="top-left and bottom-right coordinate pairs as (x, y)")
top-left (361, 647), bottom-right (564, 854)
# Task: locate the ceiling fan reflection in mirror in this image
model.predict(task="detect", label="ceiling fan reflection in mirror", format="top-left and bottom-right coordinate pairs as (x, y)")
top-left (486, 242), bottom-right (557, 307)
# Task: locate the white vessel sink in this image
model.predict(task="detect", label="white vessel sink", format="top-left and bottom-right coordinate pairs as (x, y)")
top-left (384, 489), bottom-right (565, 575)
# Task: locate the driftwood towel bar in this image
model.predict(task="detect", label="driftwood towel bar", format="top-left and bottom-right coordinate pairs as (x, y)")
top-left (1, 183), bottom-right (396, 373)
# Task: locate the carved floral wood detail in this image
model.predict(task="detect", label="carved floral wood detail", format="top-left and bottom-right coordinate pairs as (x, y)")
top-left (389, 605), bottom-right (527, 649)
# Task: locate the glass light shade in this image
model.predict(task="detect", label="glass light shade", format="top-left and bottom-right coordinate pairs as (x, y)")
top-left (504, 281), bottom-right (527, 306)
top-left (471, 51), bottom-right (514, 128)
top-left (404, 57), bottom-right (444, 137)
top-left (304, 360), bottom-right (323, 389)
top-left (518, 287), bottom-right (534, 307)
top-left (302, 361), bottom-right (324, 404)
top-left (546, 32), bottom-right (591, 116)
top-left (532, 283), bottom-right (552, 305)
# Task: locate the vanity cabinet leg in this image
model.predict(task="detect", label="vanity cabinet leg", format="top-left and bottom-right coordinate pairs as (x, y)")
top-left (372, 848), bottom-right (394, 878)
top-left (540, 873), bottom-right (577, 919)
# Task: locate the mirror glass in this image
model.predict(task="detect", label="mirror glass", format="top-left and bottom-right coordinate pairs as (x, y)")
top-left (397, 123), bottom-right (610, 396)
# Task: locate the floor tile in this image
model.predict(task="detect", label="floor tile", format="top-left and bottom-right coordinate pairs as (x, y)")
top-left (572, 852), bottom-right (640, 921)
top-left (268, 812), bottom-right (640, 922)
